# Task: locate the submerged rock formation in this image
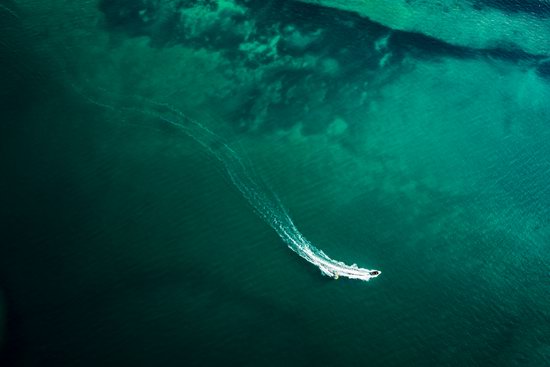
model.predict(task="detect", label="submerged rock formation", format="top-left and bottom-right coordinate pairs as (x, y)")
top-left (298, 0), bottom-right (550, 56)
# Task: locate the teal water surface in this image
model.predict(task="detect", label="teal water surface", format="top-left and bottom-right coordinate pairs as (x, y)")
top-left (1, 1), bottom-right (549, 366)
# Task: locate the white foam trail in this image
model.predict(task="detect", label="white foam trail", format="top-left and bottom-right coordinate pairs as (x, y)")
top-left (78, 89), bottom-right (381, 281)
top-left (154, 107), bottom-right (380, 281)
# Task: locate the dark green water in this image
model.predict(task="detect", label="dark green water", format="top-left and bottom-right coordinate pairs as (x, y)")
top-left (1, 1), bottom-right (549, 366)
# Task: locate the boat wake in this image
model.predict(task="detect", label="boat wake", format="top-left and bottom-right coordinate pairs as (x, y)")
top-left (81, 91), bottom-right (381, 282)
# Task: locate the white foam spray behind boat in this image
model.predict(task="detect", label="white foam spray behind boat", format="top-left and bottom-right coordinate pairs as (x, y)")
top-left (80, 90), bottom-right (381, 282)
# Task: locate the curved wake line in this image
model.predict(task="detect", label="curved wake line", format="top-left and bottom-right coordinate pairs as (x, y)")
top-left (81, 90), bottom-right (381, 281)
top-left (0, 4), bottom-right (19, 19)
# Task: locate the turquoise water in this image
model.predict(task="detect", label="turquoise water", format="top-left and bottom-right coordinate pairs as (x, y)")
top-left (1, 1), bottom-right (549, 366)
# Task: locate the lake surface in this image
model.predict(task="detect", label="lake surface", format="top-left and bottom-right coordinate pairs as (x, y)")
top-left (1, 1), bottom-right (548, 366)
